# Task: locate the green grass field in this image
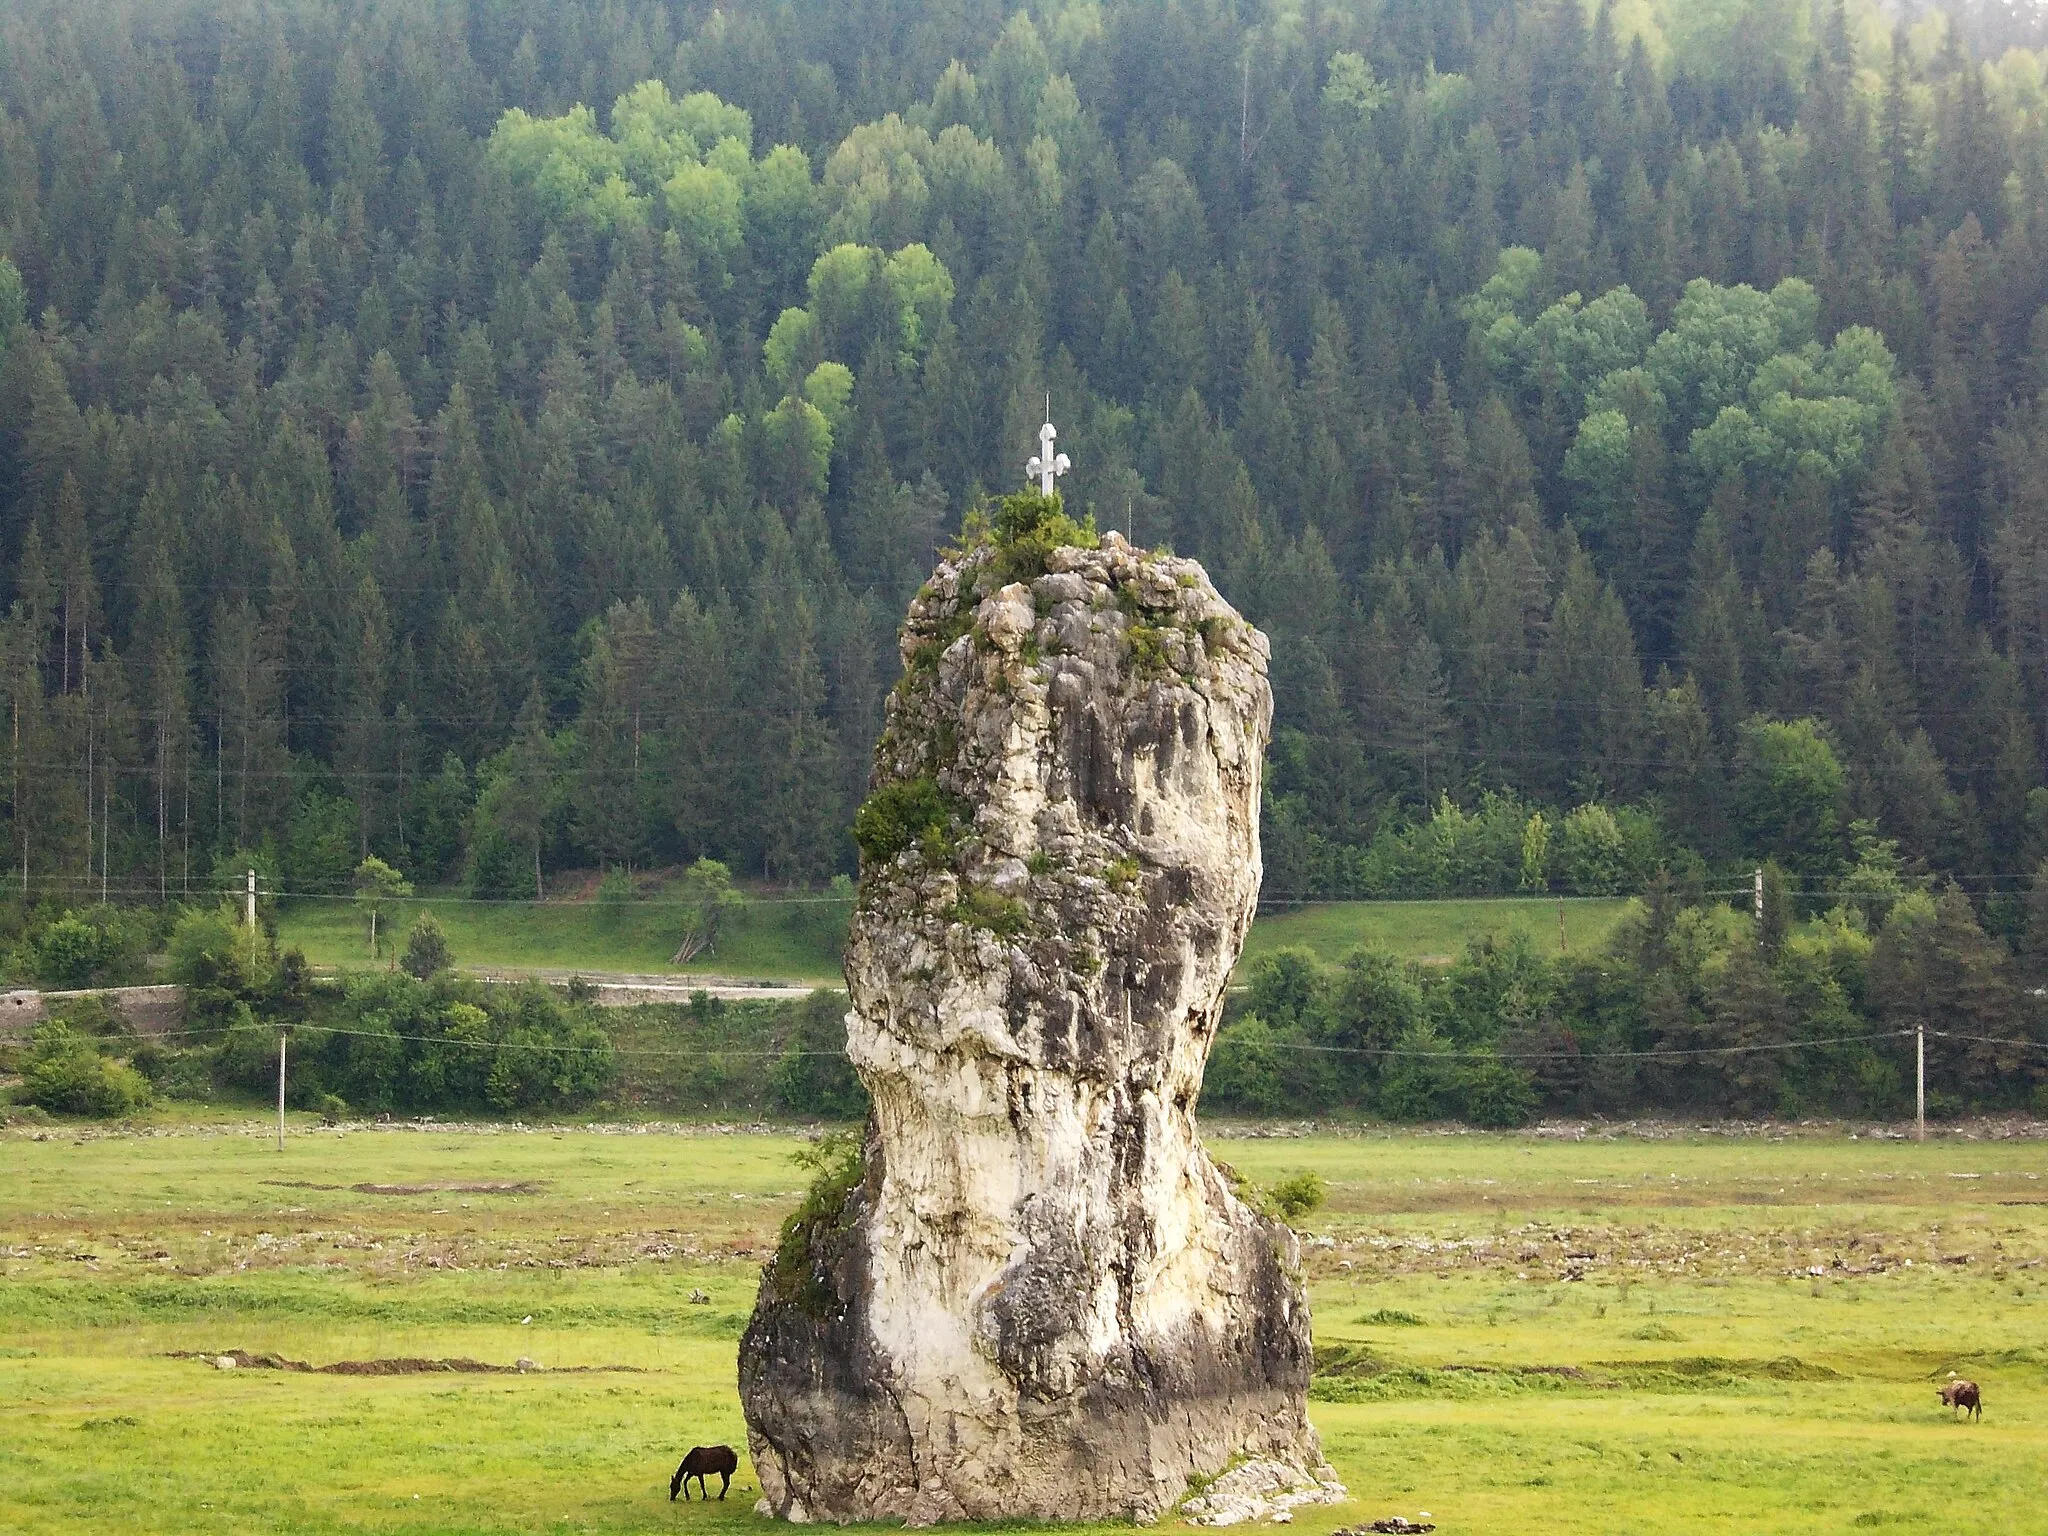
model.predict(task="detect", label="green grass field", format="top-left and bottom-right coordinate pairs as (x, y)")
top-left (1241, 897), bottom-right (1633, 967)
top-left (276, 895), bottom-right (848, 983)
top-left (277, 896), bottom-right (1636, 983)
top-left (4, 1118), bottom-right (2044, 1534)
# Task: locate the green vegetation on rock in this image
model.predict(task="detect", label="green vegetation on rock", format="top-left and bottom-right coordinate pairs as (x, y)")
top-left (852, 778), bottom-right (959, 865)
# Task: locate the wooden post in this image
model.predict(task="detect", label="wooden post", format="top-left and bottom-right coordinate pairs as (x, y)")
top-left (1915, 1024), bottom-right (1926, 1143)
top-left (277, 1027), bottom-right (288, 1153)
top-left (1558, 899), bottom-right (1567, 954)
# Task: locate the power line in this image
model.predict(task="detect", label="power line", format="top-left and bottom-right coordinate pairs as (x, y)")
top-left (262, 888), bottom-right (855, 904)
top-left (129, 1022), bottom-right (2023, 1068)
top-left (143, 1022), bottom-right (828, 1057)
top-left (1928, 1030), bottom-right (2048, 1054)
top-left (1268, 1030), bottom-right (1915, 1061)
top-left (3, 878), bottom-right (2037, 907)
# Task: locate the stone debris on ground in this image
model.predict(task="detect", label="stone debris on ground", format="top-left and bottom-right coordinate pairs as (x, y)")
top-left (1179, 1459), bottom-right (1348, 1526)
top-left (1341, 1521), bottom-right (1436, 1534)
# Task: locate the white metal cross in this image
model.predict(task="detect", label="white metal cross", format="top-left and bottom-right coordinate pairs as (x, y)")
top-left (1025, 403), bottom-right (1070, 496)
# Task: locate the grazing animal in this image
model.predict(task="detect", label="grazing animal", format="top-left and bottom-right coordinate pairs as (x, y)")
top-left (1938, 1379), bottom-right (1982, 1421)
top-left (670, 1444), bottom-right (739, 1501)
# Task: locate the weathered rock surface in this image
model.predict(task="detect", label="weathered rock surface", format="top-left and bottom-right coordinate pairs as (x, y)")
top-left (1181, 1458), bottom-right (1350, 1526)
top-left (739, 524), bottom-right (1325, 1525)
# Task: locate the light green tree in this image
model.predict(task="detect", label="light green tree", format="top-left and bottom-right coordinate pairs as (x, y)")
top-left (352, 855), bottom-right (413, 960)
top-left (1520, 811), bottom-right (1551, 892)
top-left (763, 306), bottom-right (820, 387)
top-left (670, 858), bottom-right (745, 963)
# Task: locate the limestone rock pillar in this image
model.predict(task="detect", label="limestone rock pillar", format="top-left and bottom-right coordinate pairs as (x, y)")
top-left (739, 523), bottom-right (1322, 1524)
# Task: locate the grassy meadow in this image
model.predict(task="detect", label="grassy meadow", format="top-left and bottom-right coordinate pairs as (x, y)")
top-left (4, 1119), bottom-right (2046, 1533)
top-left (274, 894), bottom-right (849, 983)
top-left (1240, 896), bottom-right (1633, 968)
top-left (274, 894), bottom-right (1636, 983)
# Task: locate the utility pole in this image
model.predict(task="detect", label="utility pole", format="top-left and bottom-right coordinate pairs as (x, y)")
top-left (276, 1027), bottom-right (288, 1152)
top-left (1915, 1024), bottom-right (1926, 1143)
top-left (1753, 866), bottom-right (1763, 926)
top-left (1558, 898), bottom-right (1567, 955)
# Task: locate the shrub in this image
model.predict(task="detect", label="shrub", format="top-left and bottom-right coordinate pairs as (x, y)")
top-left (20, 1021), bottom-right (152, 1117)
top-left (166, 904), bottom-right (263, 1020)
top-left (950, 884), bottom-right (1027, 934)
top-left (1457, 1057), bottom-right (1539, 1127)
top-left (401, 914), bottom-right (453, 979)
top-left (1378, 1024), bottom-right (1458, 1121)
top-left (298, 975), bottom-right (614, 1114)
top-left (266, 948), bottom-right (314, 1021)
top-left (44, 993), bottom-right (128, 1040)
top-left (986, 489), bottom-right (1096, 584)
top-left (852, 777), bottom-right (957, 864)
top-left (139, 1048), bottom-right (214, 1101)
top-left (1556, 804), bottom-right (1626, 895)
top-left (1269, 1171), bottom-right (1327, 1221)
top-left (1203, 1014), bottom-right (1285, 1112)
top-left (30, 912), bottom-right (136, 989)
top-left (211, 1003), bottom-right (283, 1096)
top-left (768, 1130), bottom-right (866, 1315)
top-left (774, 990), bottom-right (868, 1118)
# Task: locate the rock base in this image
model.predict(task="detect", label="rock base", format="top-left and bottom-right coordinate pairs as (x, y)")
top-left (1181, 1459), bottom-right (1349, 1527)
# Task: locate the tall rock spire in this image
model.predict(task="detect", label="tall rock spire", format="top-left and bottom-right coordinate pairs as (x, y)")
top-left (738, 493), bottom-right (1329, 1524)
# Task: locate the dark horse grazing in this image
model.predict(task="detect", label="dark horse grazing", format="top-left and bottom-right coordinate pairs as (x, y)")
top-left (1939, 1379), bottom-right (1983, 1421)
top-left (670, 1444), bottom-right (739, 1501)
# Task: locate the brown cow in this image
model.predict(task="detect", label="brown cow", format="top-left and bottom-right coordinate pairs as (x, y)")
top-left (670, 1444), bottom-right (739, 1501)
top-left (1938, 1379), bottom-right (1982, 1421)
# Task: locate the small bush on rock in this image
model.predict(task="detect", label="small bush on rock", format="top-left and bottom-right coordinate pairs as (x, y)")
top-left (853, 777), bottom-right (958, 864)
top-left (985, 490), bottom-right (1095, 585)
top-left (769, 1130), bottom-right (866, 1315)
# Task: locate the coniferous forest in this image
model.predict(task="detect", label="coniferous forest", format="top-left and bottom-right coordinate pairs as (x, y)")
top-left (9, 0), bottom-right (2048, 1117)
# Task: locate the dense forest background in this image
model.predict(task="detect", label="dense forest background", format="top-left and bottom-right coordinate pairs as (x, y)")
top-left (3, 0), bottom-right (2048, 922)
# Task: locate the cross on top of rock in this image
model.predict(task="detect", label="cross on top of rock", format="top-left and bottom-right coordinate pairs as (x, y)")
top-left (1026, 398), bottom-right (1070, 496)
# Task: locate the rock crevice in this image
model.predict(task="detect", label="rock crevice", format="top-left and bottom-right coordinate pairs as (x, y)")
top-left (739, 520), bottom-right (1324, 1524)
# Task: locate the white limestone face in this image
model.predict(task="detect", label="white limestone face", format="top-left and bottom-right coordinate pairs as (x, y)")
top-left (740, 528), bottom-right (1324, 1525)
